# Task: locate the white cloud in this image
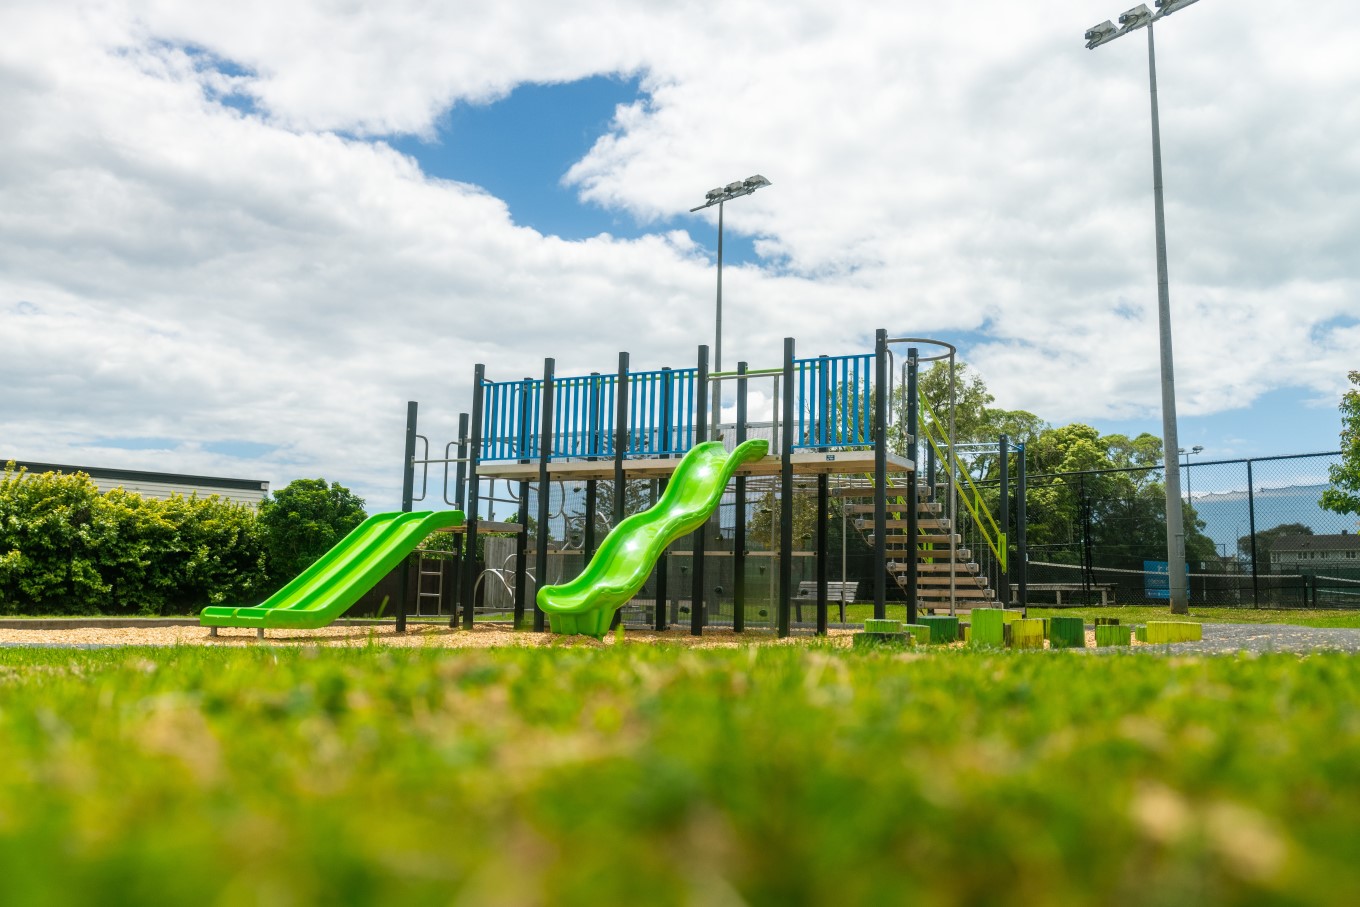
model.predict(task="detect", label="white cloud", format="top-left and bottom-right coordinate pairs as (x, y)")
top-left (1, 0), bottom-right (1356, 511)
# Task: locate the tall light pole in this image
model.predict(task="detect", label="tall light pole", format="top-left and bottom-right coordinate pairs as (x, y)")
top-left (1085, 0), bottom-right (1204, 615)
top-left (1179, 444), bottom-right (1203, 502)
top-left (690, 175), bottom-right (771, 380)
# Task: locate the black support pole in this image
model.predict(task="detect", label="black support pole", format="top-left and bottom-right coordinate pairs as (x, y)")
top-left (459, 367), bottom-right (485, 630)
top-left (514, 479), bottom-right (529, 628)
top-left (1016, 442), bottom-right (1028, 617)
top-left (397, 401), bottom-right (418, 634)
top-left (691, 345), bottom-right (709, 636)
top-left (534, 359), bottom-right (555, 633)
top-left (873, 329), bottom-right (888, 621)
top-left (778, 337), bottom-right (795, 638)
top-left (817, 473), bottom-right (829, 635)
top-left (905, 349), bottom-right (920, 625)
top-left (998, 433), bottom-right (1010, 607)
top-left (614, 353), bottom-right (629, 526)
top-left (734, 362), bottom-right (748, 633)
top-left (452, 412), bottom-right (469, 619)
top-left (654, 478), bottom-right (669, 631)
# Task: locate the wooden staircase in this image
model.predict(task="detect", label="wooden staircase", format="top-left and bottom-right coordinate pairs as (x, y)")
top-left (835, 483), bottom-right (1000, 613)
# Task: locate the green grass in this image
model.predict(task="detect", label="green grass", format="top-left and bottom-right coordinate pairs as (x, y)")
top-left (2, 645), bottom-right (1359, 905)
top-left (836, 602), bottom-right (1360, 629)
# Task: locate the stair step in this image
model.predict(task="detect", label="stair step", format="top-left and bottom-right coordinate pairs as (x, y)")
top-left (858, 518), bottom-right (952, 531)
top-left (844, 503), bottom-right (942, 515)
top-left (892, 562), bottom-right (981, 575)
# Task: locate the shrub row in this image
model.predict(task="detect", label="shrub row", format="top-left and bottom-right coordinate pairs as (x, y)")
top-left (0, 465), bottom-right (269, 616)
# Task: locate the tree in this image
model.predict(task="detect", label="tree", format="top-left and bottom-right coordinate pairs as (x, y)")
top-left (1321, 371), bottom-right (1360, 517)
top-left (1239, 523), bottom-right (1313, 571)
top-left (257, 479), bottom-right (367, 586)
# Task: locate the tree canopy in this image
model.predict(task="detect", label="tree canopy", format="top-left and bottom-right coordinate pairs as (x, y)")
top-left (257, 478), bottom-right (367, 585)
top-left (1321, 371), bottom-right (1360, 517)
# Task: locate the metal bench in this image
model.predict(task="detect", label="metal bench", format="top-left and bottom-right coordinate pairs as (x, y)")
top-left (796, 580), bottom-right (858, 623)
top-left (1011, 582), bottom-right (1116, 606)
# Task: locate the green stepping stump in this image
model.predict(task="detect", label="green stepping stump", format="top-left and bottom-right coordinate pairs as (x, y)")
top-left (1010, 618), bottom-right (1046, 649)
top-left (970, 608), bottom-right (1006, 647)
top-left (1048, 616), bottom-right (1086, 649)
top-left (919, 615), bottom-right (960, 644)
top-left (1145, 621), bottom-right (1203, 644)
top-left (1095, 624), bottom-right (1133, 647)
top-left (902, 624), bottom-right (931, 645)
top-left (864, 619), bottom-right (904, 634)
top-left (1134, 625), bottom-right (1148, 642)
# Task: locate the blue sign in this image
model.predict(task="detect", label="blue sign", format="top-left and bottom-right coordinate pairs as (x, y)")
top-left (1144, 560), bottom-right (1191, 601)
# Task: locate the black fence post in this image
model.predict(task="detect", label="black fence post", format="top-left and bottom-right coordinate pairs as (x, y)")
top-left (614, 353), bottom-right (629, 527)
top-left (1247, 459), bottom-right (1260, 608)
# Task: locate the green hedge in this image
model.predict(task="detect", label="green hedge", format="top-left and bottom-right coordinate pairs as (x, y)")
top-left (0, 464), bottom-right (268, 616)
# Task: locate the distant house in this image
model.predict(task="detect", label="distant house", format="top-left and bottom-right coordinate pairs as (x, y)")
top-left (1271, 532), bottom-right (1360, 572)
top-left (4, 460), bottom-right (269, 507)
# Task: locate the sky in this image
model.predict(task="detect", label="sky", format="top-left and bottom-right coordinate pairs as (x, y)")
top-left (2, 0), bottom-right (1357, 513)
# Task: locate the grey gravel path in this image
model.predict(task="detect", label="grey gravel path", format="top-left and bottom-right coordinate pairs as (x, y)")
top-left (1101, 623), bottom-right (1360, 656)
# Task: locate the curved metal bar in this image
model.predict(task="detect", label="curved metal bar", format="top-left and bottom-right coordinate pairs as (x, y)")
top-left (443, 441), bottom-right (458, 506)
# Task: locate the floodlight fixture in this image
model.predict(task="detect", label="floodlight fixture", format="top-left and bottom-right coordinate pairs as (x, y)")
top-left (1156, 0), bottom-right (1203, 14)
top-left (1085, 20), bottom-right (1119, 48)
top-left (1118, 4), bottom-right (1154, 32)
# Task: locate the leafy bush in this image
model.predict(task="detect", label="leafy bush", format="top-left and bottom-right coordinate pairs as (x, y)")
top-left (0, 463), bottom-right (267, 615)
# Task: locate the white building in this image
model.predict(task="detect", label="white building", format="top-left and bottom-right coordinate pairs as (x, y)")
top-left (1271, 532), bottom-right (1360, 572)
top-left (5, 460), bottom-right (269, 507)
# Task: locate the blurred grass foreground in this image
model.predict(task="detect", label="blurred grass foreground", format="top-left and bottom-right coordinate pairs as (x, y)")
top-left (1, 644), bottom-right (1358, 906)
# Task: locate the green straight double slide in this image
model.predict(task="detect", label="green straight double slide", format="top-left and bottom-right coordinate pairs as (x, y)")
top-left (200, 510), bottom-right (463, 630)
top-left (538, 439), bottom-right (769, 637)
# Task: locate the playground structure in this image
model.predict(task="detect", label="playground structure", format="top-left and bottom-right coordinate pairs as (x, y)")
top-left (394, 329), bottom-right (1034, 637)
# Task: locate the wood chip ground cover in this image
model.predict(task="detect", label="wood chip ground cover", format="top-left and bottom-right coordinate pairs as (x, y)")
top-left (1, 645), bottom-right (1357, 905)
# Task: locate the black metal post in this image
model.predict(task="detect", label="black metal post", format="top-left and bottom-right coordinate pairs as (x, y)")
top-left (873, 329), bottom-right (888, 621)
top-left (998, 433), bottom-right (1010, 607)
top-left (534, 359), bottom-right (555, 632)
top-left (452, 412), bottom-right (469, 619)
top-left (397, 401), bottom-right (418, 634)
top-left (514, 479), bottom-right (529, 628)
top-left (1017, 442), bottom-right (1028, 617)
top-left (817, 472), bottom-right (829, 635)
top-left (905, 348), bottom-right (920, 625)
top-left (691, 345), bottom-right (709, 636)
top-left (614, 353), bottom-right (629, 526)
top-left (459, 368), bottom-right (485, 630)
top-left (733, 362), bottom-right (749, 633)
top-left (1247, 459), bottom-right (1259, 607)
top-left (778, 337), bottom-right (795, 638)
top-left (654, 479), bottom-right (669, 631)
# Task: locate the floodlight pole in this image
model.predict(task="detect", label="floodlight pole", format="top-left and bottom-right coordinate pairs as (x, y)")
top-left (691, 175), bottom-right (771, 434)
top-left (1087, 3), bottom-right (1200, 614)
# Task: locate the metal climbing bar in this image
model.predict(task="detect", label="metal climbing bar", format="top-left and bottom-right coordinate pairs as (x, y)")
top-left (917, 392), bottom-right (1007, 569)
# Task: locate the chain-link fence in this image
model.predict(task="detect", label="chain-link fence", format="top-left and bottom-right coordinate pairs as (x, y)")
top-left (990, 451), bottom-right (1359, 609)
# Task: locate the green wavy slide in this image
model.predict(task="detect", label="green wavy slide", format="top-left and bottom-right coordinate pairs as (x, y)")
top-left (200, 510), bottom-right (463, 630)
top-left (538, 439), bottom-right (769, 637)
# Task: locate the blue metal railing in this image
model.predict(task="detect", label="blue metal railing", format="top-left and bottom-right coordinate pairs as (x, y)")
top-left (794, 353), bottom-right (874, 449)
top-left (480, 354), bottom-right (873, 462)
top-left (627, 368), bottom-right (697, 455)
top-left (552, 373), bottom-right (616, 459)
top-left (481, 378), bottom-right (541, 461)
